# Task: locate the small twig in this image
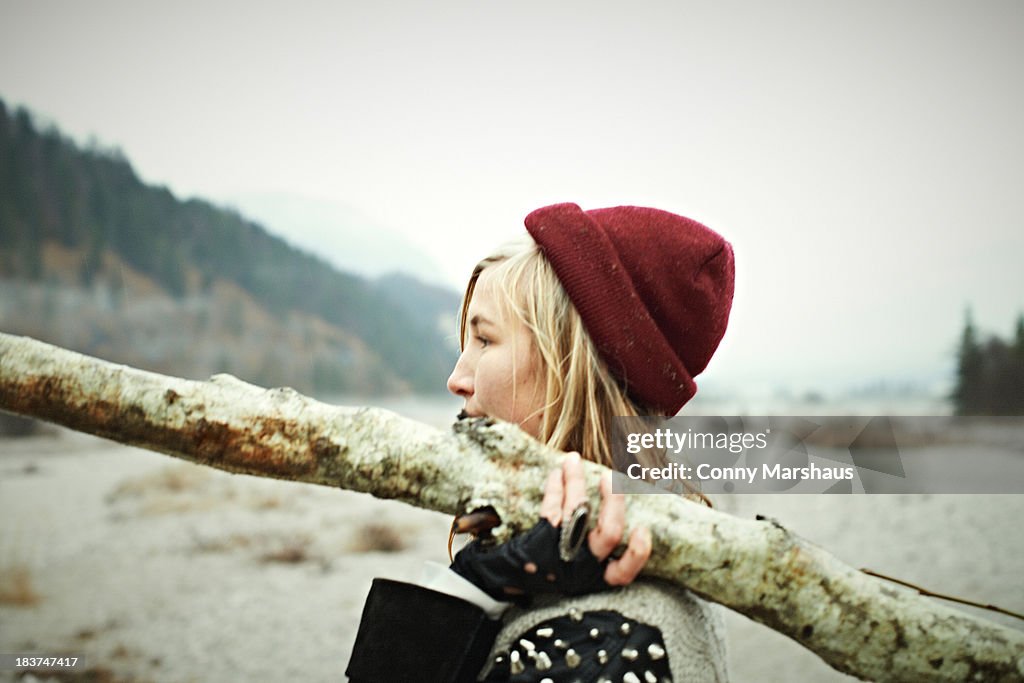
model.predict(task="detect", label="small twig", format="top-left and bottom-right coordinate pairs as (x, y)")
top-left (861, 568), bottom-right (1024, 621)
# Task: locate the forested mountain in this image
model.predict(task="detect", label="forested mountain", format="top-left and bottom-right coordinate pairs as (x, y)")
top-left (0, 98), bottom-right (459, 395)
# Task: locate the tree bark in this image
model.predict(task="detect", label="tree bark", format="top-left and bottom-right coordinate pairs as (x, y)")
top-left (1, 332), bottom-right (1022, 682)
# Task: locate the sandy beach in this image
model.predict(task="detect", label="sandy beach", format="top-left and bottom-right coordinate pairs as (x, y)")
top-left (2, 416), bottom-right (1022, 683)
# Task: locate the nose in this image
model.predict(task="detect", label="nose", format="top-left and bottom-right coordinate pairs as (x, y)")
top-left (446, 351), bottom-right (473, 398)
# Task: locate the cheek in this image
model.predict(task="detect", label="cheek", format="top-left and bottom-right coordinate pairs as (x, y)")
top-left (515, 348), bottom-right (544, 397)
top-left (512, 359), bottom-right (546, 414)
top-left (477, 351), bottom-right (516, 398)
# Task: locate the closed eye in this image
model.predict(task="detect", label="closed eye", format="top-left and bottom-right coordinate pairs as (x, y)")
top-left (474, 335), bottom-right (491, 348)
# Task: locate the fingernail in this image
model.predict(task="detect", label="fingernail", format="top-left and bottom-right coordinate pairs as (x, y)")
top-left (566, 452), bottom-right (580, 464)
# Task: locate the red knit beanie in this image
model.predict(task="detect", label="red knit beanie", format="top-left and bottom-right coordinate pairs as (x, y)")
top-left (524, 203), bottom-right (735, 415)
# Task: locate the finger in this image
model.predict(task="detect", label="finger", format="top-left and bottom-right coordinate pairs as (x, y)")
top-left (588, 471), bottom-right (625, 561)
top-left (561, 451), bottom-right (586, 521)
top-left (604, 526), bottom-right (652, 586)
top-left (539, 467), bottom-right (564, 527)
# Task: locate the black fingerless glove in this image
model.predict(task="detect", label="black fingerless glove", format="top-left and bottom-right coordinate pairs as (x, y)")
top-left (451, 519), bottom-right (608, 605)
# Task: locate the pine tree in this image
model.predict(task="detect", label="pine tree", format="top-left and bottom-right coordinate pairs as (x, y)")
top-left (953, 310), bottom-right (1024, 415)
top-left (952, 307), bottom-right (983, 415)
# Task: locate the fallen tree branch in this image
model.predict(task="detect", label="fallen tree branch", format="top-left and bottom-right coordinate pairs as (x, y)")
top-left (1, 332), bottom-right (1022, 682)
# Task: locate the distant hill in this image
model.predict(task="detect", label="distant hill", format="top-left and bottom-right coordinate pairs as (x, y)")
top-left (0, 98), bottom-right (460, 396)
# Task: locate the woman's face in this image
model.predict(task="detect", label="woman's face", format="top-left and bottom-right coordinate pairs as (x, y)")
top-left (446, 267), bottom-right (546, 439)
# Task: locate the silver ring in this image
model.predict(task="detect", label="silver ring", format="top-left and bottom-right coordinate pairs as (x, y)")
top-left (559, 502), bottom-right (590, 562)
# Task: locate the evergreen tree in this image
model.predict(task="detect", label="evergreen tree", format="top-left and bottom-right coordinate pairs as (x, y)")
top-left (952, 307), bottom-right (983, 415)
top-left (952, 309), bottom-right (1024, 415)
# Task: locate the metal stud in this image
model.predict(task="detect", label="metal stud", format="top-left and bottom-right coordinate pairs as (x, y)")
top-left (645, 671), bottom-right (658, 683)
top-left (540, 679), bottom-right (554, 683)
top-left (565, 648), bottom-right (581, 668)
top-left (622, 647), bottom-right (639, 662)
top-left (569, 607), bottom-right (583, 622)
top-left (597, 649), bottom-right (609, 665)
top-left (494, 654), bottom-right (505, 665)
top-left (620, 621), bottom-right (632, 635)
top-left (510, 650), bottom-right (524, 675)
top-left (536, 651), bottom-right (552, 671)
top-left (624, 673), bottom-right (641, 683)
top-left (647, 643), bottom-right (666, 660)
top-left (597, 678), bottom-right (612, 683)
top-left (554, 638), bottom-right (569, 650)
top-left (589, 627), bottom-right (602, 640)
top-left (520, 638), bottom-right (536, 652)
top-left (536, 626), bottom-right (554, 638)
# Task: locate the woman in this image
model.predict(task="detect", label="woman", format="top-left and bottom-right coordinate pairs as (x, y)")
top-left (347, 202), bottom-right (734, 682)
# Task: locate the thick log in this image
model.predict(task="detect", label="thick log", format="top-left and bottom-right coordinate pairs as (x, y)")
top-left (1, 332), bottom-right (1022, 682)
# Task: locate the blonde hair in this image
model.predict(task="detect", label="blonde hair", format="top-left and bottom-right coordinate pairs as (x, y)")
top-left (458, 235), bottom-right (656, 469)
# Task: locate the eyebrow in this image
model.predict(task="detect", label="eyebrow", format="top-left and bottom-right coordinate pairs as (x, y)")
top-left (469, 314), bottom-right (495, 329)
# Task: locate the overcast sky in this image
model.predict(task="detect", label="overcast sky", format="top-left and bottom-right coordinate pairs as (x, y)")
top-left (2, 0), bottom-right (1022, 398)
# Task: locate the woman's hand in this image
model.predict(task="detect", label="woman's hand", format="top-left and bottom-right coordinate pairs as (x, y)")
top-left (540, 452), bottom-right (652, 586)
top-left (450, 452), bottom-right (651, 603)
